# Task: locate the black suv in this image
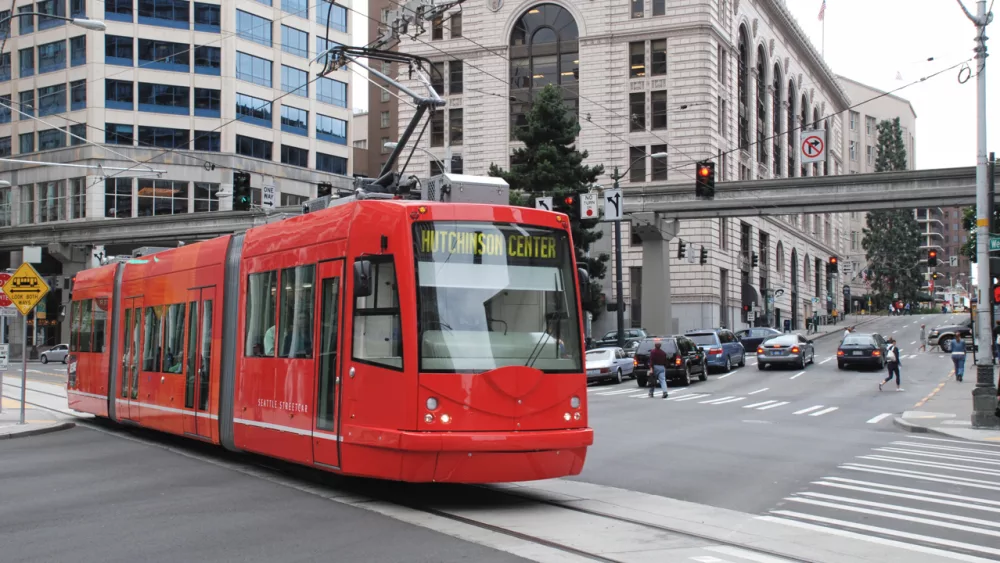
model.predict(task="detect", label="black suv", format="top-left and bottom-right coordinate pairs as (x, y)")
top-left (633, 336), bottom-right (708, 387)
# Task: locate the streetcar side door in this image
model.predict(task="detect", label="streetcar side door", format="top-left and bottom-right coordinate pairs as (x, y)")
top-left (119, 297), bottom-right (142, 422)
top-left (312, 260), bottom-right (344, 468)
top-left (183, 287), bottom-right (215, 438)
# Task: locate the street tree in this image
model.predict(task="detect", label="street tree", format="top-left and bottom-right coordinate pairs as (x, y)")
top-left (488, 84), bottom-right (609, 316)
top-left (861, 118), bottom-right (923, 300)
top-left (959, 205), bottom-right (1000, 262)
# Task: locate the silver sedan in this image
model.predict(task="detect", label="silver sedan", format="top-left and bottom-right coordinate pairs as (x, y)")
top-left (756, 334), bottom-right (815, 370)
top-left (585, 347), bottom-right (636, 384)
top-left (40, 343), bottom-right (69, 364)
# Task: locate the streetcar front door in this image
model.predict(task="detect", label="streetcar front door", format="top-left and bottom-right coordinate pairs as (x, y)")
top-left (312, 260), bottom-right (344, 468)
top-left (119, 297), bottom-right (141, 422)
top-left (183, 287), bottom-right (215, 439)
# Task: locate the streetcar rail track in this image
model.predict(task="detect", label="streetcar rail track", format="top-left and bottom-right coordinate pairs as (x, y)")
top-left (5, 383), bottom-right (805, 563)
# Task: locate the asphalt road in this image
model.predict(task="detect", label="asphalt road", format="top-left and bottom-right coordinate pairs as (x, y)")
top-left (0, 427), bottom-right (529, 563)
top-left (577, 313), bottom-right (1000, 558)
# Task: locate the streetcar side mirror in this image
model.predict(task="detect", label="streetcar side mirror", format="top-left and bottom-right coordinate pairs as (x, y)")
top-left (354, 260), bottom-right (373, 298)
top-left (578, 267), bottom-right (591, 305)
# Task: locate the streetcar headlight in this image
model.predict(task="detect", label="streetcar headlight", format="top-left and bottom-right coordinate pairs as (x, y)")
top-left (563, 412), bottom-right (571, 421)
top-left (570, 396), bottom-right (580, 409)
top-left (426, 397), bottom-right (438, 410)
top-left (424, 413), bottom-right (434, 423)
top-left (574, 412), bottom-right (581, 420)
top-left (440, 413), bottom-right (451, 424)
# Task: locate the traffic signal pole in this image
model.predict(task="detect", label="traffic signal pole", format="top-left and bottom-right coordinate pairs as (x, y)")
top-left (613, 167), bottom-right (625, 349)
top-left (960, 0), bottom-right (1000, 428)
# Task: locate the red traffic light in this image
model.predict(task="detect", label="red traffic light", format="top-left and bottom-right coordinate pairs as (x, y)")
top-left (829, 257), bottom-right (838, 265)
top-left (698, 166), bottom-right (711, 177)
top-left (929, 250), bottom-right (937, 258)
top-left (564, 196), bottom-right (575, 206)
top-left (994, 286), bottom-right (1000, 303)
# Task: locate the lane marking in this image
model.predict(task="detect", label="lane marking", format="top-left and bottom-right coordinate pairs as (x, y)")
top-left (761, 513), bottom-right (1000, 561)
top-left (873, 447), bottom-right (1000, 466)
top-left (821, 476), bottom-right (1000, 505)
top-left (819, 357), bottom-right (832, 364)
top-left (858, 455), bottom-right (1000, 477)
top-left (756, 401), bottom-right (789, 410)
top-left (795, 491), bottom-right (1000, 527)
top-left (789, 371), bottom-right (806, 380)
top-left (596, 388), bottom-right (643, 396)
top-left (813, 481), bottom-right (1000, 512)
top-left (747, 388), bottom-right (769, 395)
top-left (867, 413), bottom-right (892, 424)
top-left (841, 463), bottom-right (1000, 490)
top-left (809, 406), bottom-right (839, 417)
top-left (794, 405), bottom-right (824, 415)
top-left (704, 546), bottom-right (794, 563)
top-left (628, 393), bottom-right (652, 398)
top-left (699, 396), bottom-right (736, 404)
top-left (914, 372), bottom-right (953, 408)
top-left (670, 394), bottom-right (708, 402)
top-left (757, 510), bottom-right (1000, 563)
top-left (912, 436), bottom-right (1000, 449)
top-left (744, 400), bottom-right (776, 409)
top-left (784, 497), bottom-right (1000, 537)
top-left (910, 341), bottom-right (917, 345)
top-left (717, 372), bottom-right (737, 379)
top-left (711, 397), bottom-right (746, 405)
top-left (892, 441), bottom-right (1000, 457)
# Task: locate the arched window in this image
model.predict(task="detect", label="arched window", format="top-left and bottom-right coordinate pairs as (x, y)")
top-left (822, 118), bottom-right (830, 175)
top-left (804, 255), bottom-right (811, 289)
top-left (509, 4), bottom-right (579, 138)
top-left (756, 45), bottom-right (767, 164)
top-left (775, 242), bottom-right (785, 281)
top-left (772, 63), bottom-right (781, 176)
top-left (812, 108), bottom-right (821, 174)
top-left (787, 79), bottom-right (795, 177)
top-left (737, 25), bottom-right (749, 150)
top-left (790, 249), bottom-right (798, 287)
top-left (800, 94), bottom-right (809, 176)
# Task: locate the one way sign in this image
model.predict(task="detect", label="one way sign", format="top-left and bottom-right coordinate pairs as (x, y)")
top-left (535, 197), bottom-right (553, 211)
top-left (603, 189), bottom-right (623, 221)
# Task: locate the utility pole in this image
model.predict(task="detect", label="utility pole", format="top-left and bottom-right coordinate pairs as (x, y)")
top-left (611, 166), bottom-right (626, 349)
top-left (960, 0), bottom-right (999, 427)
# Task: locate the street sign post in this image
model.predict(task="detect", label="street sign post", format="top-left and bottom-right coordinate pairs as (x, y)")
top-left (0, 263), bottom-right (50, 424)
top-left (534, 197), bottom-right (553, 211)
top-left (580, 193), bottom-right (598, 219)
top-left (602, 189), bottom-right (623, 222)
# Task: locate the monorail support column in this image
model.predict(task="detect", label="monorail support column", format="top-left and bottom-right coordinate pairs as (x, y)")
top-left (632, 212), bottom-right (679, 336)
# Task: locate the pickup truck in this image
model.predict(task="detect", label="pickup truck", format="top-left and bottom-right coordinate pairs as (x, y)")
top-left (928, 318), bottom-right (975, 352)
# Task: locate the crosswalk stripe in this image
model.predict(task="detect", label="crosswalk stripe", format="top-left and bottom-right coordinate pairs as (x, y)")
top-left (858, 455), bottom-right (1000, 477)
top-left (813, 480), bottom-right (1000, 512)
top-left (873, 447), bottom-right (1000, 467)
top-left (794, 405), bottom-right (824, 415)
top-left (756, 401), bottom-right (789, 410)
top-left (596, 388), bottom-right (643, 396)
top-left (747, 387), bottom-right (769, 395)
top-left (891, 441), bottom-right (1000, 458)
top-left (700, 396), bottom-right (736, 404)
top-left (809, 406), bottom-right (838, 417)
top-left (911, 436), bottom-right (1000, 449)
top-left (795, 491), bottom-right (1000, 528)
top-left (628, 393), bottom-right (651, 398)
top-left (761, 513), bottom-right (1000, 561)
top-left (823, 476), bottom-right (1000, 506)
top-left (784, 497), bottom-right (1000, 538)
top-left (744, 400), bottom-right (776, 409)
top-left (867, 413), bottom-right (892, 424)
top-left (841, 463), bottom-right (1000, 491)
top-left (670, 394), bottom-right (708, 402)
top-left (711, 397), bottom-right (746, 405)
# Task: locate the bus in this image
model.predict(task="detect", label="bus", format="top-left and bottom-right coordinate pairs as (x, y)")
top-left (67, 198), bottom-right (593, 483)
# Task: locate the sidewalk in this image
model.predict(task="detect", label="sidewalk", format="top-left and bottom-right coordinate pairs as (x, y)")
top-left (791, 313), bottom-right (878, 342)
top-left (0, 381), bottom-right (75, 440)
top-left (893, 371), bottom-right (1000, 442)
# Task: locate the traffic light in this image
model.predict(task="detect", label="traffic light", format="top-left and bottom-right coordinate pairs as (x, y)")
top-left (993, 285), bottom-right (1000, 303)
top-left (751, 251), bottom-right (759, 269)
top-left (554, 194), bottom-right (579, 217)
top-left (677, 239), bottom-right (687, 259)
top-left (927, 250), bottom-right (938, 267)
top-left (699, 246), bottom-right (708, 265)
top-left (233, 171), bottom-right (251, 211)
top-left (828, 256), bottom-right (838, 274)
top-left (695, 161), bottom-right (715, 199)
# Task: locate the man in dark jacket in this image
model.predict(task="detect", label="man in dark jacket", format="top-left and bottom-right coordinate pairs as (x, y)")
top-left (879, 337), bottom-right (903, 391)
top-left (648, 341), bottom-right (669, 399)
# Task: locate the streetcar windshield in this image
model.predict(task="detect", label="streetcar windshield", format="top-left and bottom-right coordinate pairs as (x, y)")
top-left (413, 221), bottom-right (583, 373)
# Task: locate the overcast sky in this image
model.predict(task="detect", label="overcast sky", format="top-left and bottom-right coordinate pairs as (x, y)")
top-left (786, 0), bottom-right (998, 170)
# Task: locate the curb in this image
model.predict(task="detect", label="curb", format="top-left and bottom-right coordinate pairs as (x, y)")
top-left (892, 416), bottom-right (929, 434)
top-left (807, 316), bottom-right (878, 342)
top-left (0, 421), bottom-right (76, 440)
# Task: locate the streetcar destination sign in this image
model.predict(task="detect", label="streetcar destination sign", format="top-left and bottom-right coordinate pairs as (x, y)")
top-left (419, 229), bottom-right (559, 260)
top-left (1, 262), bottom-right (50, 316)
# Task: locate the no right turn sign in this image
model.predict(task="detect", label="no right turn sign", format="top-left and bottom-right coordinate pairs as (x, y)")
top-left (799, 130), bottom-right (827, 164)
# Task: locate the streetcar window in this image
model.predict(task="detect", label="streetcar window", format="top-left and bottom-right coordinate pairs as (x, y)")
top-left (79, 299), bottom-right (93, 353)
top-left (278, 265), bottom-right (315, 359)
top-left (69, 301), bottom-right (80, 352)
top-left (142, 306), bottom-right (164, 372)
top-left (317, 277), bottom-right (340, 430)
top-left (245, 270), bottom-right (278, 357)
top-left (352, 258), bottom-right (402, 369)
top-left (200, 300), bottom-right (212, 411)
top-left (163, 303), bottom-right (185, 373)
top-left (185, 301), bottom-right (197, 408)
top-left (93, 300), bottom-right (107, 353)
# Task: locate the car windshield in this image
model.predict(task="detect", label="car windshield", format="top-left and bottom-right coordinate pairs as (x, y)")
top-left (842, 335), bottom-right (874, 346)
top-left (764, 336), bottom-right (797, 346)
top-left (636, 339), bottom-right (676, 355)
top-left (414, 221), bottom-right (583, 373)
top-left (586, 350), bottom-right (613, 361)
top-left (687, 334), bottom-right (718, 346)
top-left (601, 331), bottom-right (618, 340)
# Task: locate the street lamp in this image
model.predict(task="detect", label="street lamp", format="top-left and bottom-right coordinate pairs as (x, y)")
top-left (608, 151), bottom-right (668, 348)
top-left (0, 13), bottom-right (106, 30)
top-left (384, 141), bottom-right (447, 174)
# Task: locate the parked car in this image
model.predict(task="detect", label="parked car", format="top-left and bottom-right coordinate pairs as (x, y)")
top-left (685, 328), bottom-right (745, 372)
top-left (40, 343), bottom-right (69, 364)
top-left (837, 332), bottom-right (888, 370)
top-left (595, 328), bottom-right (648, 356)
top-left (756, 334), bottom-right (815, 370)
top-left (735, 327), bottom-right (783, 353)
top-left (927, 319), bottom-right (974, 352)
top-left (633, 336), bottom-right (707, 387)
top-left (585, 347), bottom-right (636, 384)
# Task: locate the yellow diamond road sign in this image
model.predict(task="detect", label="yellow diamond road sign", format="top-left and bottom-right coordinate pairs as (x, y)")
top-left (1, 262), bottom-right (49, 316)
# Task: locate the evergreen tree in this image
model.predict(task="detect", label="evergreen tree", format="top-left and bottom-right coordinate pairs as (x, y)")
top-left (861, 118), bottom-right (923, 300)
top-left (488, 84), bottom-right (608, 316)
top-left (959, 205), bottom-right (1000, 262)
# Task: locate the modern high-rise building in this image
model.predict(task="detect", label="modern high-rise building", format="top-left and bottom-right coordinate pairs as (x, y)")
top-left (399, 0), bottom-right (848, 334)
top-left (0, 0), bottom-right (358, 346)
top-left (360, 0), bottom-right (400, 178)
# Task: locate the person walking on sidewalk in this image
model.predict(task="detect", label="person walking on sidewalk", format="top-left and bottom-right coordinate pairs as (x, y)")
top-left (951, 336), bottom-right (967, 382)
top-left (918, 324), bottom-right (927, 352)
top-left (647, 341), bottom-right (669, 399)
top-left (879, 338), bottom-right (903, 391)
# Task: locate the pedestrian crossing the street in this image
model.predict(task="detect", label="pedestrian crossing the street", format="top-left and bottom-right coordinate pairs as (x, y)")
top-left (761, 436), bottom-right (1000, 562)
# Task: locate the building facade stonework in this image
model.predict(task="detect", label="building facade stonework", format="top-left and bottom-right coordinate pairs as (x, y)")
top-left (399, 0), bottom-right (850, 334)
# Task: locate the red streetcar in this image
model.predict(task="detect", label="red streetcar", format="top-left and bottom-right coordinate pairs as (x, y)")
top-left (67, 198), bottom-right (593, 482)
